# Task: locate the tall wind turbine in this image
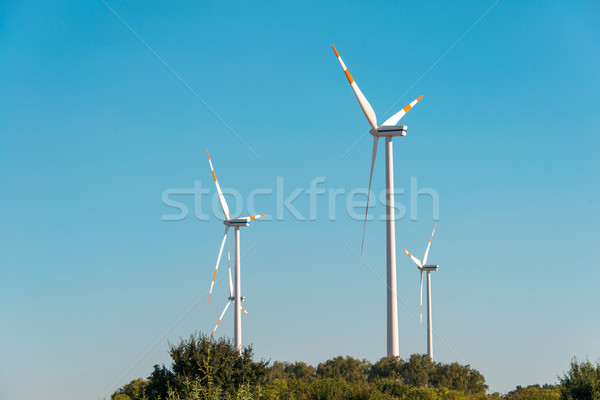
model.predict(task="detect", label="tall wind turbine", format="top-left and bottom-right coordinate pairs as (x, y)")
top-left (403, 225), bottom-right (439, 360)
top-left (206, 150), bottom-right (265, 353)
top-left (332, 44), bottom-right (423, 357)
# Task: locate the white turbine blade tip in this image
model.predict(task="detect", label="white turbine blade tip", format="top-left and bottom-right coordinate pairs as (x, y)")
top-left (381, 95), bottom-right (424, 127)
top-left (212, 301), bottom-right (231, 336)
top-left (331, 44), bottom-right (378, 130)
top-left (206, 150), bottom-right (230, 220)
top-left (403, 248), bottom-right (422, 267)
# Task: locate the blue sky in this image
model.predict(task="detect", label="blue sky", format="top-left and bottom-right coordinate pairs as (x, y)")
top-left (1, 1), bottom-right (599, 398)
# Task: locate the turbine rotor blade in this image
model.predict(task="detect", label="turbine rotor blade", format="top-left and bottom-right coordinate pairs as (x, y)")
top-left (419, 270), bottom-right (424, 332)
top-left (211, 301), bottom-right (232, 337)
top-left (228, 246), bottom-right (233, 298)
top-left (422, 224), bottom-right (438, 266)
top-left (241, 307), bottom-right (250, 316)
top-left (381, 95), bottom-right (423, 127)
top-left (361, 136), bottom-right (379, 254)
top-left (332, 45), bottom-right (378, 130)
top-left (207, 150), bottom-right (231, 221)
top-left (208, 226), bottom-right (229, 305)
top-left (242, 214), bottom-right (266, 222)
top-left (403, 248), bottom-right (423, 268)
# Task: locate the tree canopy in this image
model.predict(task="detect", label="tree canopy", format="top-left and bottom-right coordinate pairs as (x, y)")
top-left (110, 332), bottom-right (595, 400)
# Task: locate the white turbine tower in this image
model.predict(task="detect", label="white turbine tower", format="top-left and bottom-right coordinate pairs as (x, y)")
top-left (332, 44), bottom-right (423, 357)
top-left (206, 150), bottom-right (265, 353)
top-left (403, 225), bottom-right (439, 360)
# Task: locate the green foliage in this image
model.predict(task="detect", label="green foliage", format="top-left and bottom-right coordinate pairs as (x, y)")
top-left (401, 354), bottom-right (436, 388)
top-left (111, 331), bottom-right (596, 400)
top-left (368, 354), bottom-right (487, 395)
top-left (505, 384), bottom-right (559, 400)
top-left (558, 358), bottom-right (600, 400)
top-left (260, 377), bottom-right (396, 400)
top-left (370, 357), bottom-right (405, 381)
top-left (264, 361), bottom-right (316, 382)
top-left (373, 378), bottom-right (475, 400)
top-left (146, 364), bottom-right (174, 400)
top-left (429, 360), bottom-right (488, 395)
top-left (286, 361), bottom-right (317, 380)
top-left (168, 332), bottom-right (267, 397)
top-left (316, 356), bottom-right (371, 383)
top-left (111, 378), bottom-right (149, 400)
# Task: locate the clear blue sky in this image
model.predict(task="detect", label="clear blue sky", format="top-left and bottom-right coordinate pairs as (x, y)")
top-left (1, 1), bottom-right (599, 398)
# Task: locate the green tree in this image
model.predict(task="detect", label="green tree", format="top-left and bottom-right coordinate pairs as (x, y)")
top-left (145, 364), bottom-right (174, 400)
top-left (168, 333), bottom-right (267, 396)
top-left (264, 361), bottom-right (316, 382)
top-left (369, 357), bottom-right (404, 382)
top-left (285, 361), bottom-right (316, 380)
top-left (430, 360), bottom-right (487, 394)
top-left (111, 378), bottom-right (149, 400)
top-left (264, 361), bottom-right (288, 382)
top-left (401, 354), bottom-right (435, 387)
top-left (316, 356), bottom-right (371, 383)
top-left (114, 332), bottom-right (268, 400)
top-left (559, 358), bottom-right (600, 400)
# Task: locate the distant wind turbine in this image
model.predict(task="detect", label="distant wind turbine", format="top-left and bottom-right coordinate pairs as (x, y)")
top-left (206, 150), bottom-right (265, 353)
top-left (332, 44), bottom-right (423, 357)
top-left (403, 225), bottom-right (439, 360)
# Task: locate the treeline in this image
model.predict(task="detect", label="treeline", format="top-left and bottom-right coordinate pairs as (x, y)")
top-left (111, 332), bottom-right (597, 400)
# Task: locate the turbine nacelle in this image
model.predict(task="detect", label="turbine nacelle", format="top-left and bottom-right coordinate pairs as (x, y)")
top-left (370, 125), bottom-right (407, 137)
top-left (419, 265), bottom-right (439, 271)
top-left (223, 214), bottom-right (266, 227)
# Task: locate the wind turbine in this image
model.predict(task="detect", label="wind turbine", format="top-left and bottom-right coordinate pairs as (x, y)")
top-left (206, 150), bottom-right (265, 353)
top-left (403, 225), bottom-right (439, 360)
top-left (332, 44), bottom-right (423, 357)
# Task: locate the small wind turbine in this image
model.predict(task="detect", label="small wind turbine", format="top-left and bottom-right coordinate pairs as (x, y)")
top-left (332, 44), bottom-right (423, 357)
top-left (403, 224), bottom-right (439, 360)
top-left (206, 150), bottom-right (265, 353)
